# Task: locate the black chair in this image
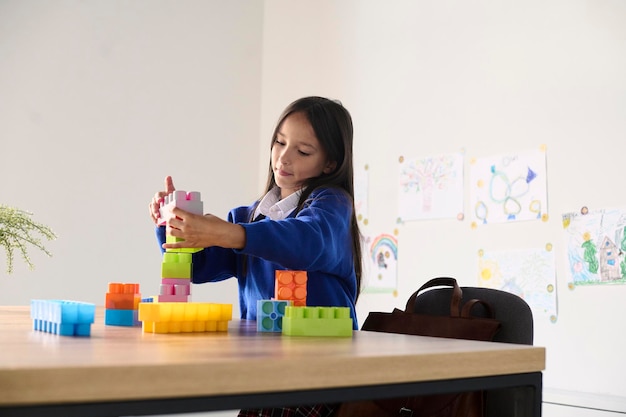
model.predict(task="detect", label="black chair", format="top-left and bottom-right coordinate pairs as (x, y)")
top-left (412, 286), bottom-right (533, 345)
top-left (412, 285), bottom-right (535, 417)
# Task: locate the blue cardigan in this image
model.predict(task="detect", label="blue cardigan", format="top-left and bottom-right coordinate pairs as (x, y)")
top-left (156, 187), bottom-right (359, 329)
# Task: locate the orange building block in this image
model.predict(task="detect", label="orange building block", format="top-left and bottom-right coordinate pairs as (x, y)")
top-left (275, 270), bottom-right (307, 306)
top-left (105, 282), bottom-right (141, 310)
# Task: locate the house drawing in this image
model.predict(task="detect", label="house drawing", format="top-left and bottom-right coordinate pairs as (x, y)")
top-left (599, 236), bottom-right (622, 281)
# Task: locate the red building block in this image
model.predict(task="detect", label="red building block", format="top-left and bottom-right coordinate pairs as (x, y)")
top-left (105, 282), bottom-right (141, 310)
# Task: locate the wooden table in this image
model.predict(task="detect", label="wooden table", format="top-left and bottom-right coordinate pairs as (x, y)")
top-left (0, 306), bottom-right (545, 416)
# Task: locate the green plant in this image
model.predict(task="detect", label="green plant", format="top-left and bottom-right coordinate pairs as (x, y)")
top-left (0, 205), bottom-right (57, 274)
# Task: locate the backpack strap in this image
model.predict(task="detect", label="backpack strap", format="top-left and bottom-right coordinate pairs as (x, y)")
top-left (461, 299), bottom-right (496, 318)
top-left (405, 277), bottom-right (463, 317)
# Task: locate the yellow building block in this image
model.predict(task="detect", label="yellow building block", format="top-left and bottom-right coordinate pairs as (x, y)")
top-left (138, 302), bottom-right (233, 334)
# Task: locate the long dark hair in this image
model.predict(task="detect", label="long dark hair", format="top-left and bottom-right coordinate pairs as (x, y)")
top-left (261, 96), bottom-right (363, 298)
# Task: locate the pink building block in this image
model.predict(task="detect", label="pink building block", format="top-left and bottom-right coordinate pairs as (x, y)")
top-left (158, 294), bottom-right (190, 302)
top-left (160, 278), bottom-right (191, 297)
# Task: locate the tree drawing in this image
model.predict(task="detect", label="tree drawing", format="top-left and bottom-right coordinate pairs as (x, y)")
top-left (581, 232), bottom-right (598, 274)
top-left (399, 156), bottom-right (455, 212)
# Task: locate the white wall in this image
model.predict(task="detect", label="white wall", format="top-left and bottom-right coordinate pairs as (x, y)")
top-left (3, 1), bottom-right (626, 416)
top-left (261, 0), bottom-right (626, 415)
top-left (0, 0), bottom-right (264, 314)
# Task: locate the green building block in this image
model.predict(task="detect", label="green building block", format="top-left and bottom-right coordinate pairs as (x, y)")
top-left (282, 306), bottom-right (353, 337)
top-left (165, 235), bottom-right (203, 253)
top-left (161, 252), bottom-right (192, 279)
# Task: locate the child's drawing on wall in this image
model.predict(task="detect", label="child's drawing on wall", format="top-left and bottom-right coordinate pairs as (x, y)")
top-left (469, 147), bottom-right (548, 227)
top-left (362, 232), bottom-right (398, 294)
top-left (563, 207), bottom-right (626, 286)
top-left (398, 153), bottom-right (463, 221)
top-left (478, 245), bottom-right (557, 322)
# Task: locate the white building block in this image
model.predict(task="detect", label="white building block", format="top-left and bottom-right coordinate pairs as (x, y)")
top-left (158, 190), bottom-right (203, 225)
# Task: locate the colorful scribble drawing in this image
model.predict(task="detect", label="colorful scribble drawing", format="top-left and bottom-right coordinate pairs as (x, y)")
top-left (478, 246), bottom-right (557, 321)
top-left (362, 233), bottom-right (398, 293)
top-left (562, 208), bottom-right (626, 286)
top-left (398, 153), bottom-right (463, 221)
top-left (469, 148), bottom-right (547, 226)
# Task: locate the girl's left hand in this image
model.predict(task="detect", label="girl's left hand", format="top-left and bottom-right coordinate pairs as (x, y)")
top-left (163, 207), bottom-right (245, 250)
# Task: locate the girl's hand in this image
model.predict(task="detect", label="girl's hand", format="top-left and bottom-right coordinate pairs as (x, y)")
top-left (164, 207), bottom-right (246, 250)
top-left (149, 176), bottom-right (176, 224)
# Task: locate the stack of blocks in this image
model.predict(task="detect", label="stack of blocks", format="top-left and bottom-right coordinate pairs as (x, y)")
top-left (30, 299), bottom-right (96, 337)
top-left (160, 252), bottom-right (192, 302)
top-left (105, 283), bottom-right (141, 326)
top-left (158, 190), bottom-right (204, 302)
top-left (257, 270), bottom-right (352, 336)
top-left (140, 189), bottom-right (235, 334)
top-left (138, 302), bottom-right (233, 333)
top-left (255, 270), bottom-right (307, 333)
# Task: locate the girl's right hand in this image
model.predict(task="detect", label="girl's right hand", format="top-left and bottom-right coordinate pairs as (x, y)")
top-left (149, 176), bottom-right (176, 224)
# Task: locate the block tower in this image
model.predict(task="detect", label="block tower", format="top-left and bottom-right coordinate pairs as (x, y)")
top-left (157, 190), bottom-right (204, 302)
top-left (160, 252), bottom-right (192, 302)
top-left (257, 270), bottom-right (308, 333)
top-left (105, 282), bottom-right (141, 326)
top-left (138, 188), bottom-right (234, 334)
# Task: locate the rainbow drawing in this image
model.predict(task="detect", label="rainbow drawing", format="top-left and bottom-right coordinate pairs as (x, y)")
top-left (370, 233), bottom-right (398, 266)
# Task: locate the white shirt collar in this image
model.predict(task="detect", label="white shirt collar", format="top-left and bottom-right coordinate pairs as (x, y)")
top-left (253, 187), bottom-right (301, 220)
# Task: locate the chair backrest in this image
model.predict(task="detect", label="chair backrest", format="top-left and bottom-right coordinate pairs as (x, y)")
top-left (411, 286), bottom-right (533, 345)
top-left (412, 285), bottom-right (534, 417)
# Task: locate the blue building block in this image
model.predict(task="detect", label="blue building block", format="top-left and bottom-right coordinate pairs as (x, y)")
top-left (105, 309), bottom-right (139, 326)
top-left (257, 299), bottom-right (290, 332)
top-left (30, 300), bottom-right (96, 337)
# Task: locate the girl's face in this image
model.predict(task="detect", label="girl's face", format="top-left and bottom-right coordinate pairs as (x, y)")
top-left (271, 112), bottom-right (336, 199)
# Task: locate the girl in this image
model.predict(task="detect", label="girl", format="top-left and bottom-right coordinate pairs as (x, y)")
top-left (149, 96), bottom-right (362, 417)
